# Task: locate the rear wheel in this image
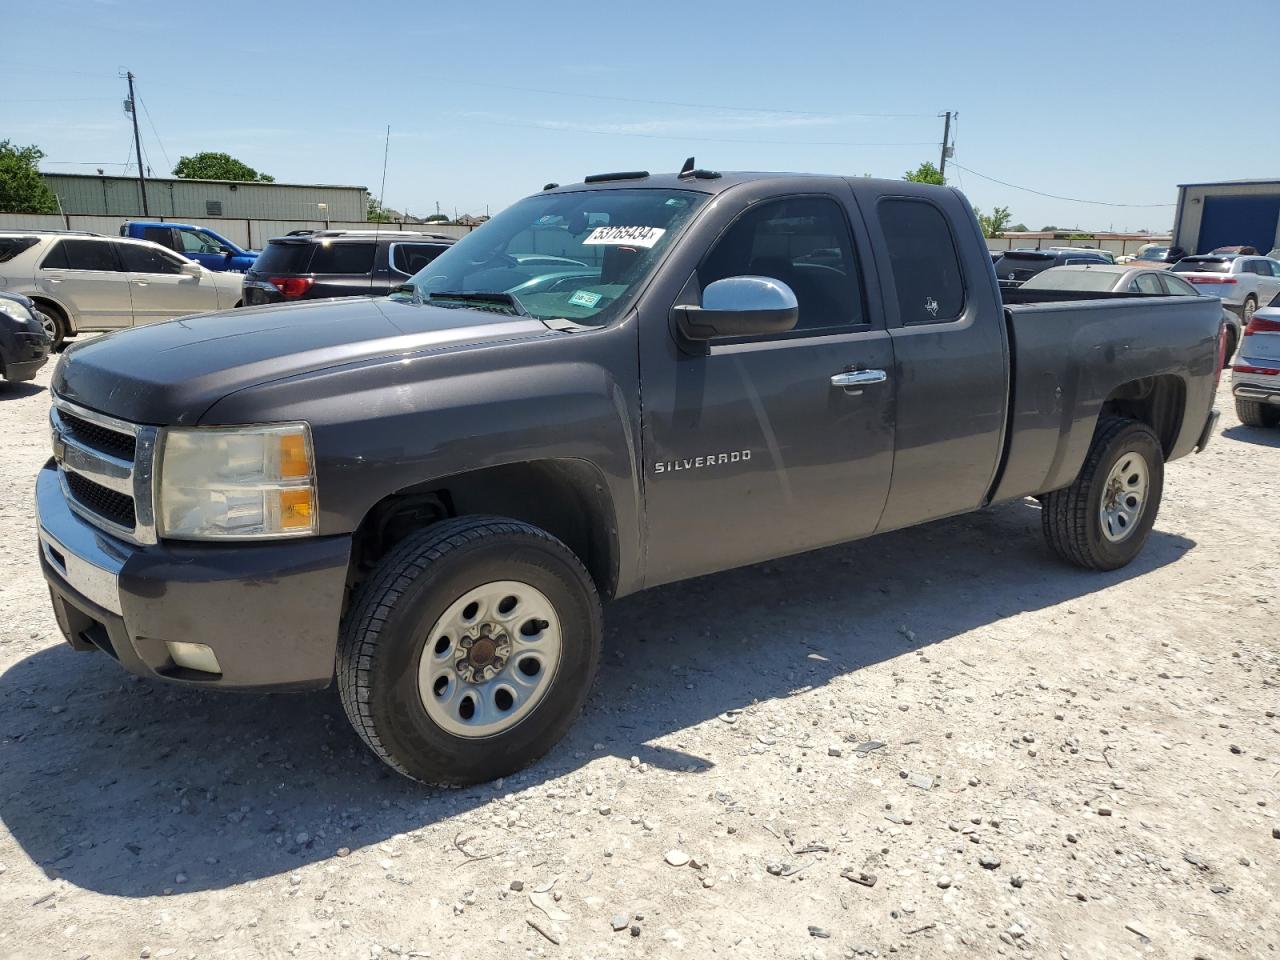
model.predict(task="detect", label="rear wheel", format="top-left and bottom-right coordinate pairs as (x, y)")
top-left (1222, 328), bottom-right (1237, 368)
top-left (1235, 396), bottom-right (1280, 428)
top-left (33, 304), bottom-right (67, 349)
top-left (337, 516), bottom-right (602, 786)
top-left (1041, 417), bottom-right (1164, 571)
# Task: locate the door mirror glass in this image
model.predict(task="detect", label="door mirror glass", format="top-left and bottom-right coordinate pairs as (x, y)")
top-left (676, 276), bottom-right (799, 340)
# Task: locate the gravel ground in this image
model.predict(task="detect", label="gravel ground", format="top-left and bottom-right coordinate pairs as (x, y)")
top-left (0, 360), bottom-right (1276, 960)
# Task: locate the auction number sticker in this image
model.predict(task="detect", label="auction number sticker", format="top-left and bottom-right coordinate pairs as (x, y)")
top-left (582, 225), bottom-right (666, 248)
top-left (568, 290), bottom-right (603, 308)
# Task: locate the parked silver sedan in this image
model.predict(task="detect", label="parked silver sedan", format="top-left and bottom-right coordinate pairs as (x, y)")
top-left (1020, 264), bottom-right (1242, 364)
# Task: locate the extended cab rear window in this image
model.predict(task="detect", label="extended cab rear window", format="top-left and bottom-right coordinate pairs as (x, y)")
top-left (253, 241), bottom-right (315, 274)
top-left (879, 198), bottom-right (965, 323)
top-left (1172, 258), bottom-right (1231, 274)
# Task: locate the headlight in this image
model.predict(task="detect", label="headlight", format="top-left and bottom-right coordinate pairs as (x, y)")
top-left (0, 299), bottom-right (33, 324)
top-left (158, 423), bottom-right (317, 540)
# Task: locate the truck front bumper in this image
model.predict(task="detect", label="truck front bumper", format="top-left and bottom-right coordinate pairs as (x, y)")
top-left (36, 462), bottom-right (351, 690)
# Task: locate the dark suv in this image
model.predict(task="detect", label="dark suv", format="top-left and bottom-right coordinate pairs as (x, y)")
top-left (241, 230), bottom-right (454, 305)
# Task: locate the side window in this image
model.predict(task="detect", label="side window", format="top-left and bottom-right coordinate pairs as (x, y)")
top-left (142, 227), bottom-right (176, 249)
top-left (1134, 273), bottom-right (1163, 294)
top-left (309, 242), bottom-right (375, 275)
top-left (392, 243), bottom-right (448, 276)
top-left (116, 243), bottom-right (186, 275)
top-left (1161, 274), bottom-right (1198, 296)
top-left (40, 240), bottom-right (70, 269)
top-left (1264, 260), bottom-right (1280, 277)
top-left (699, 196), bottom-right (865, 331)
top-left (178, 230), bottom-right (218, 254)
top-left (878, 198), bottom-right (965, 323)
top-left (60, 239), bottom-right (120, 272)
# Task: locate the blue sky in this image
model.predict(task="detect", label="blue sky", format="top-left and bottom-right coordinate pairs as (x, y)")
top-left (5, 0), bottom-right (1275, 231)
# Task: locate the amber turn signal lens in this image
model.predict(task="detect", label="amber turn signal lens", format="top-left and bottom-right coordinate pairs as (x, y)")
top-left (278, 488), bottom-right (314, 529)
top-left (278, 433), bottom-right (311, 478)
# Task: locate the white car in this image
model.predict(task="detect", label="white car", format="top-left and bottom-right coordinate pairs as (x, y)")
top-left (1231, 294), bottom-right (1280, 428)
top-left (1020, 263), bottom-right (1243, 364)
top-left (1169, 254), bottom-right (1280, 323)
top-left (0, 230), bottom-right (244, 347)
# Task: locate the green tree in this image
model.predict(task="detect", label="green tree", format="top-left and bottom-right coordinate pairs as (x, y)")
top-left (424, 213), bottom-right (449, 223)
top-left (1009, 223), bottom-right (1029, 232)
top-left (173, 152), bottom-right (274, 182)
top-left (366, 198), bottom-right (394, 222)
top-left (903, 161), bottom-right (945, 185)
top-left (0, 141), bottom-right (59, 214)
top-left (974, 205), bottom-right (1013, 238)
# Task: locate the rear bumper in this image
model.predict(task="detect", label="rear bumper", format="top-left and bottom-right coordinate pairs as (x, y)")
top-left (36, 462), bottom-right (351, 690)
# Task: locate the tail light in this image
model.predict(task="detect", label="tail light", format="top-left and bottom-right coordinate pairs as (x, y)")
top-left (1188, 276), bottom-right (1237, 284)
top-left (1233, 363), bottom-right (1280, 376)
top-left (1244, 315), bottom-right (1280, 336)
top-left (269, 277), bottom-right (314, 298)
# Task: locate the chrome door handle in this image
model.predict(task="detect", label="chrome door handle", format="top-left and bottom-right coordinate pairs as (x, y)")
top-left (830, 369), bottom-right (887, 387)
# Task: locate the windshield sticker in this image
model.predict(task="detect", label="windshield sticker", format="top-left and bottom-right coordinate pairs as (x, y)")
top-left (568, 290), bottom-right (602, 308)
top-left (582, 225), bottom-right (666, 248)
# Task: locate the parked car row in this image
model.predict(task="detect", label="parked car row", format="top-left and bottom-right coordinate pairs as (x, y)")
top-left (1231, 291), bottom-right (1280, 428)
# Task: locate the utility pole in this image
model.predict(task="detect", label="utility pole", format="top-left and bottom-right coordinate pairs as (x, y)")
top-left (125, 71), bottom-right (149, 215)
top-left (938, 111), bottom-right (953, 181)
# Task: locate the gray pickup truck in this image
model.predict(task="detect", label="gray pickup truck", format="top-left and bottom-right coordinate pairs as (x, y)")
top-left (37, 170), bottom-right (1224, 785)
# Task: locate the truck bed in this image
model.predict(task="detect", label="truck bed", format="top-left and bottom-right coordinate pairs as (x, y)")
top-left (990, 292), bottom-right (1222, 504)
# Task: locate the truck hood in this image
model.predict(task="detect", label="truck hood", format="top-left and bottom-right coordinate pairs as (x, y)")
top-left (53, 297), bottom-right (554, 425)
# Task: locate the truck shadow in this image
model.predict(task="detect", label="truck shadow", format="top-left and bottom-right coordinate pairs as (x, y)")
top-left (0, 500), bottom-right (1194, 898)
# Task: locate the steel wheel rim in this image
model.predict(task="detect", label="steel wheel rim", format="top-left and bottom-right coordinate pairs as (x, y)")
top-left (1244, 299), bottom-right (1255, 322)
top-left (417, 579), bottom-right (562, 738)
top-left (1099, 450), bottom-right (1149, 543)
top-left (36, 312), bottom-right (57, 341)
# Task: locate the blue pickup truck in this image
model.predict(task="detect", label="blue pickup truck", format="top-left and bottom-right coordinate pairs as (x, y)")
top-left (119, 221), bottom-right (259, 272)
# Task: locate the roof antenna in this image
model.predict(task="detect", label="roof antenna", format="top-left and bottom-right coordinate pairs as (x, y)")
top-left (679, 156), bottom-right (695, 176)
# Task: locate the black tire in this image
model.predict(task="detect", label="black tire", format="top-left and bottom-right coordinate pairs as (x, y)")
top-left (1235, 396), bottom-right (1280, 428)
top-left (1222, 328), bottom-right (1237, 368)
top-left (1041, 417), bottom-right (1164, 571)
top-left (33, 303), bottom-right (67, 350)
top-left (337, 516), bottom-right (602, 786)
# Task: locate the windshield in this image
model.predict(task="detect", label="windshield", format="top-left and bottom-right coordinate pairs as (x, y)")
top-left (397, 188), bottom-right (706, 324)
top-left (1135, 248), bottom-right (1168, 261)
top-left (1172, 257), bottom-right (1231, 274)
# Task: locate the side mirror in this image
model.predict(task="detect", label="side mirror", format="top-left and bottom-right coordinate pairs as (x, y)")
top-left (674, 276), bottom-right (799, 340)
top-left (180, 262), bottom-right (202, 277)
top-left (218, 245), bottom-right (234, 256)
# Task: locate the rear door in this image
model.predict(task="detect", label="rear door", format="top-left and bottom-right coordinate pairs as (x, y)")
top-left (639, 187), bottom-right (896, 585)
top-left (309, 241), bottom-right (376, 298)
top-left (857, 189), bottom-right (1009, 532)
top-left (37, 238), bottom-right (133, 329)
top-left (115, 242), bottom-right (218, 324)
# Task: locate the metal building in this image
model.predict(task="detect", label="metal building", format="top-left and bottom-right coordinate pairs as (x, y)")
top-left (41, 172), bottom-right (370, 222)
top-left (1173, 179), bottom-right (1280, 255)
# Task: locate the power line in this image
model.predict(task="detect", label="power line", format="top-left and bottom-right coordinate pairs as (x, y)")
top-left (0, 97), bottom-right (119, 103)
top-left (446, 79), bottom-right (935, 118)
top-left (950, 162), bottom-right (1176, 208)
top-left (466, 116), bottom-right (937, 147)
top-left (138, 96), bottom-right (173, 173)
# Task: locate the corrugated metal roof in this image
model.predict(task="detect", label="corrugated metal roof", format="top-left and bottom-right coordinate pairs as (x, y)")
top-left (42, 172), bottom-right (369, 190)
top-left (1176, 179), bottom-right (1280, 188)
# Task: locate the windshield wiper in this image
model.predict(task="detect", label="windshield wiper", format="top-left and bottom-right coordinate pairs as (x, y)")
top-left (426, 291), bottom-right (529, 317)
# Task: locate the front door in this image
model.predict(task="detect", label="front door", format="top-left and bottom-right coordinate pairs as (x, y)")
top-left (639, 191), bottom-right (896, 587)
top-left (175, 227), bottom-right (228, 271)
top-left (37, 238), bottom-right (133, 329)
top-left (115, 242), bottom-right (219, 324)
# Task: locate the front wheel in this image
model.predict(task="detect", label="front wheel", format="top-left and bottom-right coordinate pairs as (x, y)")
top-left (1243, 296), bottom-right (1258, 324)
top-left (1041, 417), bottom-right (1164, 571)
top-left (337, 516), bottom-right (602, 786)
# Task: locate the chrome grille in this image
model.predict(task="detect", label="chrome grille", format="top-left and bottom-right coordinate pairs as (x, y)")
top-left (50, 395), bottom-right (158, 544)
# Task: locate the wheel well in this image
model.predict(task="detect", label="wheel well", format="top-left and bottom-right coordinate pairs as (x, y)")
top-left (1100, 374), bottom-right (1185, 458)
top-left (349, 459), bottom-right (619, 602)
top-left (28, 297), bottom-right (71, 331)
